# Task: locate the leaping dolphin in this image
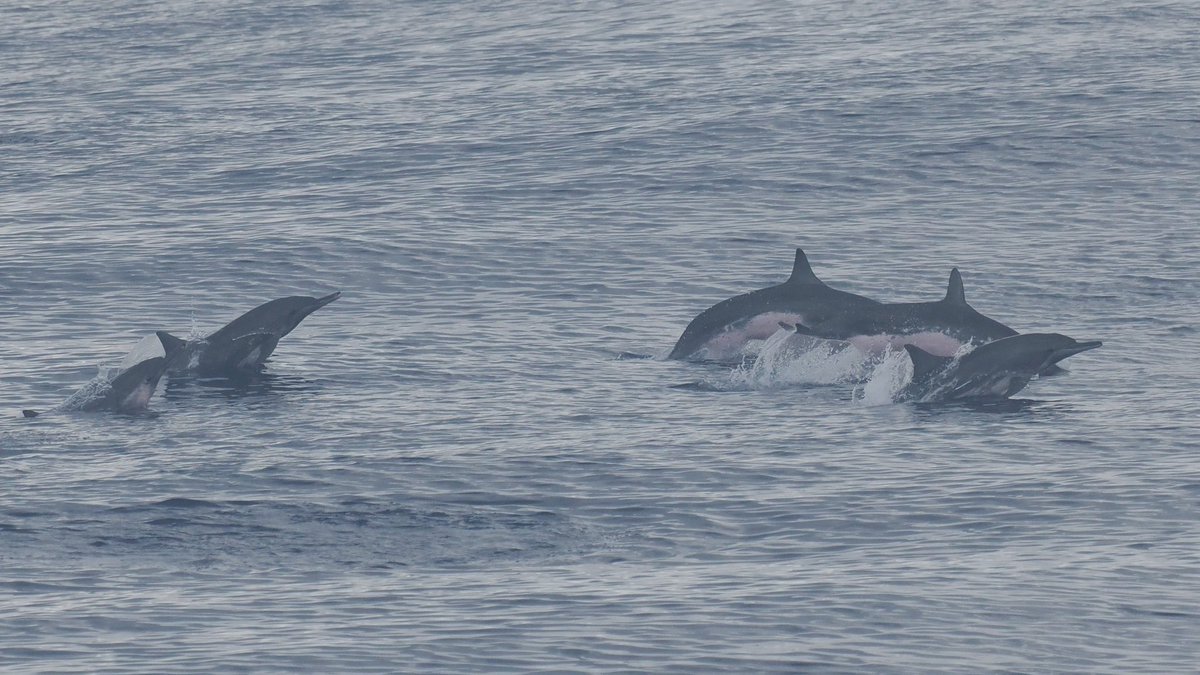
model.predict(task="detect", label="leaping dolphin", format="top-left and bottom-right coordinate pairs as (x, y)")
top-left (791, 269), bottom-right (1016, 357)
top-left (668, 249), bottom-right (881, 361)
top-left (898, 333), bottom-right (1102, 402)
top-left (22, 331), bottom-right (182, 417)
top-left (162, 292), bottom-right (341, 376)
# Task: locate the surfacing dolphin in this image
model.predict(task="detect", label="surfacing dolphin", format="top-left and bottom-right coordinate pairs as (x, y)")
top-left (23, 331), bottom-right (182, 417)
top-left (898, 333), bottom-right (1102, 402)
top-left (668, 249), bottom-right (880, 361)
top-left (791, 268), bottom-right (1016, 358)
top-left (163, 292), bottom-right (341, 376)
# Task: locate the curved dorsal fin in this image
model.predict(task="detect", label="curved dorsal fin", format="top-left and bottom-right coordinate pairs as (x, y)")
top-left (156, 331), bottom-right (187, 357)
top-left (942, 268), bottom-right (966, 305)
top-left (787, 248), bottom-right (823, 285)
top-left (904, 344), bottom-right (952, 381)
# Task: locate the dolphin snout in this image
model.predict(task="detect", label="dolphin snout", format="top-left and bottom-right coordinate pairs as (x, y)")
top-left (1068, 340), bottom-right (1103, 355)
top-left (1047, 339), bottom-right (1102, 367)
top-left (313, 291), bottom-right (341, 309)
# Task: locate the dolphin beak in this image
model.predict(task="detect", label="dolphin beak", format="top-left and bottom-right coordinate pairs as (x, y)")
top-left (300, 291), bottom-right (341, 319)
top-left (1045, 340), bottom-right (1102, 367)
top-left (313, 291), bottom-right (341, 309)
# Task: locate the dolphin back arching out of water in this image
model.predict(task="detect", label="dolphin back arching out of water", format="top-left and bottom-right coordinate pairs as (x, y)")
top-left (163, 292), bottom-right (340, 376)
top-left (668, 249), bottom-right (881, 362)
top-left (793, 268), bottom-right (1017, 357)
top-left (899, 333), bottom-right (1102, 402)
top-left (23, 331), bottom-right (182, 417)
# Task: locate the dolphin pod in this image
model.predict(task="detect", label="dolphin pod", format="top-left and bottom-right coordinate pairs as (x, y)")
top-left (20, 293), bottom-right (340, 416)
top-left (670, 249), bottom-right (1100, 402)
top-left (21, 249), bottom-right (1101, 416)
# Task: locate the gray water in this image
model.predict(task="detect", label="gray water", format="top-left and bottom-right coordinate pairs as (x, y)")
top-left (3, 1), bottom-right (1199, 672)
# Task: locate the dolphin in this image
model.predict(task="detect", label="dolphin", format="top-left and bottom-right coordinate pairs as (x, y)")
top-left (791, 268), bottom-right (1017, 358)
top-left (22, 331), bottom-right (182, 417)
top-left (668, 249), bottom-right (881, 361)
top-left (898, 333), bottom-right (1102, 402)
top-left (162, 292), bottom-right (340, 376)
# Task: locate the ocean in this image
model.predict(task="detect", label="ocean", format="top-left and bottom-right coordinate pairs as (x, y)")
top-left (2, 0), bottom-right (1199, 671)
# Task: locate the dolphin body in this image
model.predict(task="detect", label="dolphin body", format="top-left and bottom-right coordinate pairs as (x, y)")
top-left (668, 249), bottom-right (881, 361)
top-left (163, 292), bottom-right (340, 376)
top-left (791, 268), bottom-right (1017, 358)
top-left (898, 333), bottom-right (1102, 402)
top-left (22, 331), bottom-right (181, 417)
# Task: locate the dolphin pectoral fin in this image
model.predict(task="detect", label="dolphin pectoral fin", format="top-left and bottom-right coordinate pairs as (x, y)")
top-left (22, 409), bottom-right (40, 418)
top-left (1038, 363), bottom-right (1067, 376)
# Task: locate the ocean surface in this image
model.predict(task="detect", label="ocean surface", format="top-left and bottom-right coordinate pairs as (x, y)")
top-left (3, 0), bottom-right (1199, 671)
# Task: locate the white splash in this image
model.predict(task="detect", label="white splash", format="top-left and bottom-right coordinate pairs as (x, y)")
top-left (187, 312), bottom-right (208, 340)
top-left (729, 327), bottom-right (869, 389)
top-left (854, 341), bottom-right (980, 405)
top-left (57, 372), bottom-right (114, 412)
top-left (855, 347), bottom-right (914, 406)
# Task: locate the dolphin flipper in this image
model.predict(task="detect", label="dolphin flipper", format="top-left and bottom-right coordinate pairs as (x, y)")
top-left (224, 332), bottom-right (279, 371)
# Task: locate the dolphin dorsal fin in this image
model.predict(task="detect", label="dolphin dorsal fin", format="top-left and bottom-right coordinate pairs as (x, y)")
top-left (156, 331), bottom-right (187, 356)
top-left (787, 248), bottom-right (823, 285)
top-left (903, 344), bottom-right (952, 381)
top-left (942, 268), bottom-right (966, 305)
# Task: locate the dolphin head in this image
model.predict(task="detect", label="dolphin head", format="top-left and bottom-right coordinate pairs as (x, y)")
top-left (106, 356), bottom-right (172, 413)
top-left (953, 332), bottom-right (1101, 393)
top-left (1029, 333), bottom-right (1103, 370)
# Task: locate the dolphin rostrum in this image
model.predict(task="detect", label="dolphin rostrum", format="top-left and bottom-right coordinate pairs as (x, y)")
top-left (668, 249), bottom-right (881, 361)
top-left (162, 292), bottom-right (340, 376)
top-left (22, 331), bottom-right (182, 417)
top-left (898, 333), bottom-right (1102, 402)
top-left (791, 268), bottom-right (1017, 357)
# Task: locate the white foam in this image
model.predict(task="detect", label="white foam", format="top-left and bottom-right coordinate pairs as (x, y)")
top-left (854, 341), bottom-right (982, 405)
top-left (729, 327), bottom-right (869, 389)
top-left (854, 347), bottom-right (915, 406)
top-left (57, 373), bottom-right (114, 412)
